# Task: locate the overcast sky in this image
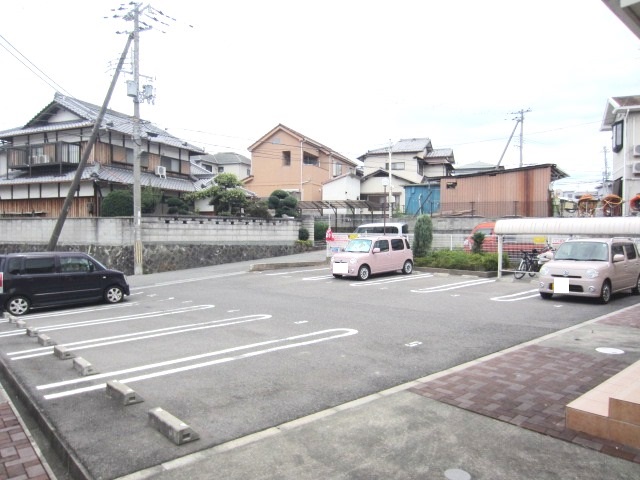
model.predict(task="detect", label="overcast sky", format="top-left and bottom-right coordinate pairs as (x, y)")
top-left (2, 1), bottom-right (640, 190)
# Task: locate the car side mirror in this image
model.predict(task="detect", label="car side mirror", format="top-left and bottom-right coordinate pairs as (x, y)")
top-left (613, 253), bottom-right (625, 262)
top-left (372, 247), bottom-right (381, 254)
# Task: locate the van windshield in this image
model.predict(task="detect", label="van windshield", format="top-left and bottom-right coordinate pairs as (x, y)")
top-left (345, 239), bottom-right (372, 253)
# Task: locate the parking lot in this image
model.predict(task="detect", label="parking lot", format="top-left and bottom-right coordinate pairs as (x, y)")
top-left (1, 256), bottom-right (639, 479)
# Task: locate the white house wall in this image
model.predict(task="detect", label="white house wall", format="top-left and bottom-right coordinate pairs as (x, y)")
top-left (615, 111), bottom-right (640, 214)
top-left (322, 175), bottom-right (360, 201)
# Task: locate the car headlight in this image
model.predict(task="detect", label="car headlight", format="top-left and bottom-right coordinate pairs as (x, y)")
top-left (540, 266), bottom-right (549, 276)
top-left (585, 268), bottom-right (599, 279)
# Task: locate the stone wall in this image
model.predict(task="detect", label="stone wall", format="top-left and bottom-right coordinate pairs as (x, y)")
top-left (0, 216), bottom-right (314, 275)
top-left (0, 242), bottom-right (315, 275)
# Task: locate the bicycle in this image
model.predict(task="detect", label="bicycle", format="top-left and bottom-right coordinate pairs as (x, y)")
top-left (514, 250), bottom-right (539, 279)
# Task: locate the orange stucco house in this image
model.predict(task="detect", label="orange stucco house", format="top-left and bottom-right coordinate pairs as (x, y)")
top-left (245, 124), bottom-right (360, 201)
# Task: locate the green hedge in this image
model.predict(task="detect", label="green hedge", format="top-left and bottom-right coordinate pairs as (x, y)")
top-left (414, 250), bottom-right (508, 271)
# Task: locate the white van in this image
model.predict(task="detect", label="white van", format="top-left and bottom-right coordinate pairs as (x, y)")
top-left (353, 222), bottom-right (409, 236)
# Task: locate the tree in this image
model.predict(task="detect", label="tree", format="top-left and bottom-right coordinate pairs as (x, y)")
top-left (185, 173), bottom-right (248, 215)
top-left (101, 189), bottom-right (133, 217)
top-left (471, 231), bottom-right (485, 254)
top-left (268, 189), bottom-right (298, 217)
top-left (101, 187), bottom-right (163, 216)
top-left (413, 214), bottom-right (433, 257)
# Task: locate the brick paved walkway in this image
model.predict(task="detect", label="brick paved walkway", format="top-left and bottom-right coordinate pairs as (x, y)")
top-left (410, 305), bottom-right (640, 464)
top-left (0, 396), bottom-right (51, 480)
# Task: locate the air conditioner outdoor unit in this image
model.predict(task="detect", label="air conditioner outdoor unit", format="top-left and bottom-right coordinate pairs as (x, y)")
top-left (632, 161), bottom-right (640, 175)
top-left (155, 165), bottom-right (167, 178)
top-left (634, 145), bottom-right (640, 157)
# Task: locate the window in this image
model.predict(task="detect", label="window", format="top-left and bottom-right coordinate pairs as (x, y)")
top-left (282, 151), bottom-right (291, 166)
top-left (161, 156), bottom-right (181, 172)
top-left (612, 244), bottom-right (624, 258)
top-left (385, 162), bottom-right (405, 170)
top-left (374, 239), bottom-right (389, 252)
top-left (303, 152), bottom-right (318, 166)
top-left (7, 258), bottom-right (22, 275)
top-left (391, 238), bottom-right (405, 251)
top-left (218, 166), bottom-right (224, 173)
top-left (24, 257), bottom-right (56, 275)
top-left (59, 143), bottom-right (81, 164)
top-left (612, 120), bottom-right (623, 153)
top-left (623, 244), bottom-right (637, 260)
top-left (333, 162), bottom-right (342, 176)
top-left (60, 256), bottom-right (92, 273)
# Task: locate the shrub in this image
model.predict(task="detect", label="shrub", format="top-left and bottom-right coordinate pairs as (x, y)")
top-left (314, 221), bottom-right (329, 241)
top-left (413, 215), bottom-right (433, 257)
top-left (101, 190), bottom-right (133, 217)
top-left (414, 250), bottom-right (508, 271)
top-left (298, 227), bottom-right (310, 241)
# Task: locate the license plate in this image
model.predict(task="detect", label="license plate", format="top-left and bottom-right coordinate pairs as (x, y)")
top-left (553, 277), bottom-right (569, 293)
top-left (333, 263), bottom-right (348, 274)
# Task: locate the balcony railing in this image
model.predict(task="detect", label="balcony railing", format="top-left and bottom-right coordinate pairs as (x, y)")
top-left (7, 142), bottom-right (81, 169)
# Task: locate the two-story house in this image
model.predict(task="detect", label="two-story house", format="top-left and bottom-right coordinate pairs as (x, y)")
top-left (357, 138), bottom-right (455, 213)
top-left (0, 93), bottom-right (208, 217)
top-left (245, 124), bottom-right (361, 201)
top-left (192, 152), bottom-right (251, 179)
top-left (601, 95), bottom-right (640, 215)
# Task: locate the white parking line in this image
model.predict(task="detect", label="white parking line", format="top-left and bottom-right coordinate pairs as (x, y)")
top-left (8, 314), bottom-right (271, 360)
top-left (39, 328), bottom-right (358, 400)
top-left (411, 278), bottom-right (495, 293)
top-left (130, 271), bottom-right (246, 290)
top-left (349, 272), bottom-right (434, 287)
top-left (491, 289), bottom-right (540, 302)
top-left (265, 268), bottom-right (328, 276)
top-left (0, 305), bottom-right (214, 339)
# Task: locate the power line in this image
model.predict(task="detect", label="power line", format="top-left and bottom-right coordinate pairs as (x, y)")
top-left (0, 33), bottom-right (73, 97)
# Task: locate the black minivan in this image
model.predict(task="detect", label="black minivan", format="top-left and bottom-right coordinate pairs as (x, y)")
top-left (0, 252), bottom-right (130, 316)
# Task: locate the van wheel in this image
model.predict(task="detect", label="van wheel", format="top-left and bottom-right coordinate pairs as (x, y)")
top-left (6, 296), bottom-right (30, 316)
top-left (104, 285), bottom-right (125, 304)
top-left (539, 292), bottom-right (553, 300)
top-left (357, 265), bottom-right (370, 281)
top-left (402, 260), bottom-right (413, 274)
top-left (599, 281), bottom-right (611, 304)
top-left (632, 275), bottom-right (640, 295)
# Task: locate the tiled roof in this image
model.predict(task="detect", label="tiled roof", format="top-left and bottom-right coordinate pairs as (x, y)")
top-left (210, 152), bottom-right (251, 165)
top-left (367, 138), bottom-right (432, 155)
top-left (0, 164), bottom-right (200, 192)
top-left (0, 93), bottom-right (205, 154)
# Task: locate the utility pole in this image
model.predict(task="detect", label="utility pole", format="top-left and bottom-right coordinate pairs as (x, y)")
top-left (512, 108), bottom-right (531, 167)
top-left (132, 4), bottom-right (143, 275)
top-left (602, 146), bottom-right (610, 190)
top-left (47, 35), bottom-right (133, 251)
top-left (497, 108), bottom-right (531, 168)
top-left (388, 139), bottom-right (393, 219)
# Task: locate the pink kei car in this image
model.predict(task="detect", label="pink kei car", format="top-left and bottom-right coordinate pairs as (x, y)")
top-left (331, 235), bottom-right (413, 281)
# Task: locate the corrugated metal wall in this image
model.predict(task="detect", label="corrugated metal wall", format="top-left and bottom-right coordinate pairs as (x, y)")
top-left (439, 166), bottom-right (552, 217)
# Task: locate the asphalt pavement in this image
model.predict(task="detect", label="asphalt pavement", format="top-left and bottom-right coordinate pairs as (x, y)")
top-left (1, 250), bottom-right (639, 480)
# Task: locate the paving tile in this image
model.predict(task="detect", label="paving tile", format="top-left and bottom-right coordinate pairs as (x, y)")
top-left (410, 333), bottom-right (640, 465)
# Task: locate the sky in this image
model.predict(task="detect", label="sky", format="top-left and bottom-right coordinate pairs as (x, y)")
top-left (2, 0), bottom-right (640, 192)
